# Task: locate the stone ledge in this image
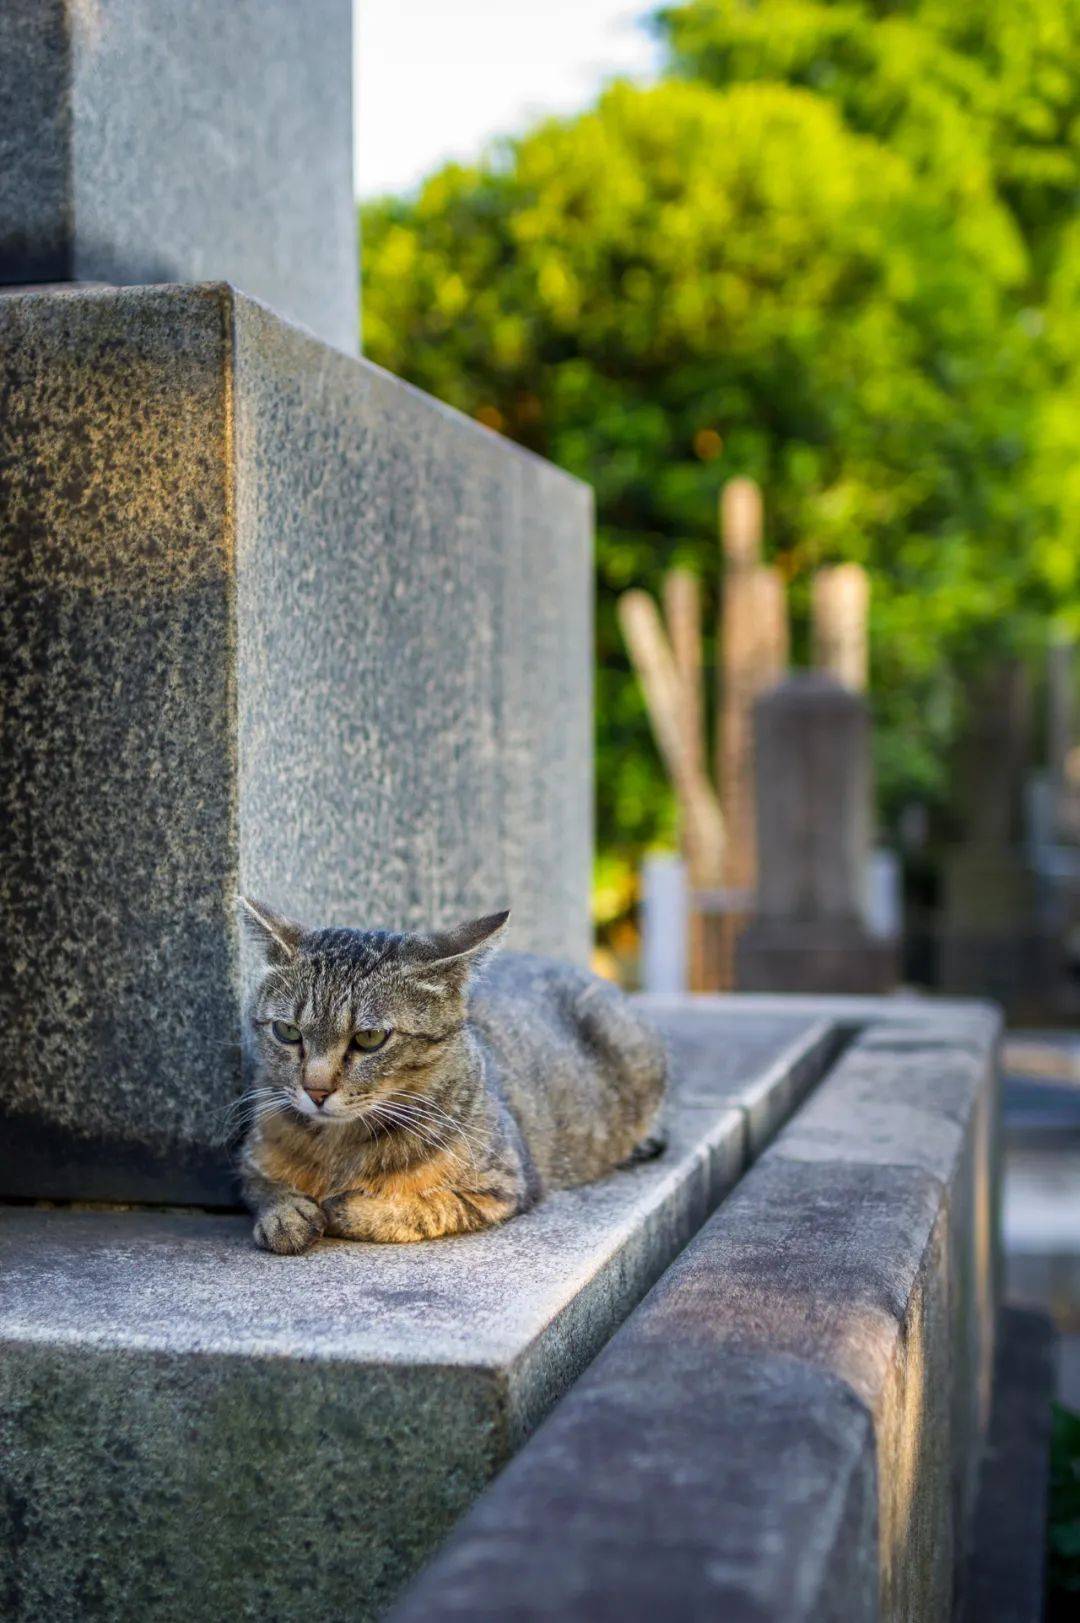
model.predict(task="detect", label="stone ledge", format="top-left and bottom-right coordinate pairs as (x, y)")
top-left (390, 1000), bottom-right (1000, 1623)
top-left (0, 1006), bottom-right (836, 1623)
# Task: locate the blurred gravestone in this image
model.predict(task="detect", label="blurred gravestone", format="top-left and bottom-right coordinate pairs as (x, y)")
top-left (736, 674), bottom-right (897, 993)
top-left (940, 660), bottom-right (1053, 1008)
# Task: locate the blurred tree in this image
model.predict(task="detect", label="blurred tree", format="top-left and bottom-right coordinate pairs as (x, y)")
top-left (660, 1), bottom-right (1080, 649)
top-left (660, 0), bottom-right (1080, 283)
top-left (361, 3), bottom-right (1077, 899)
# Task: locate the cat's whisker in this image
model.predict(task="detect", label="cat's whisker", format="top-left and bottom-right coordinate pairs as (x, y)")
top-left (369, 1100), bottom-right (476, 1170)
top-left (216, 1086), bottom-right (288, 1144)
top-left (377, 1091), bottom-right (487, 1158)
top-left (222, 1085), bottom-right (279, 1121)
top-left (389, 1094), bottom-right (489, 1152)
top-left (365, 1099), bottom-right (449, 1150)
top-left (365, 1100), bottom-right (463, 1163)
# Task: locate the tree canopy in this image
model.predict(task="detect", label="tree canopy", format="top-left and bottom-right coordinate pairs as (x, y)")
top-left (361, 1), bottom-right (1080, 907)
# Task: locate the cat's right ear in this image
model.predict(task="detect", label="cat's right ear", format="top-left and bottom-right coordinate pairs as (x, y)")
top-left (237, 895), bottom-right (305, 966)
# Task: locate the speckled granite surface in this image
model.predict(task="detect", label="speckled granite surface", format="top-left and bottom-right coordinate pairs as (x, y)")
top-left (0, 283), bottom-right (592, 1202)
top-left (0, 1008), bottom-right (833, 1623)
top-left (0, 0), bottom-right (358, 353)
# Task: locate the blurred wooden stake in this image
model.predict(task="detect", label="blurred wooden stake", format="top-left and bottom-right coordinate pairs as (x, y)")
top-left (618, 589), bottom-right (724, 895)
top-left (718, 480), bottom-right (788, 893)
top-left (716, 478), bottom-right (789, 987)
top-left (663, 568), bottom-right (705, 782)
top-left (812, 563), bottom-right (869, 691)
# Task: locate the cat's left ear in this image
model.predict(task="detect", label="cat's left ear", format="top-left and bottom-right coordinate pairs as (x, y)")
top-left (415, 909), bottom-right (510, 970)
top-left (237, 895), bottom-right (306, 966)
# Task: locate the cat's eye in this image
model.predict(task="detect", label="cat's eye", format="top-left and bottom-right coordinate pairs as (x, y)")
top-left (271, 1020), bottom-right (303, 1045)
top-left (352, 1028), bottom-right (391, 1052)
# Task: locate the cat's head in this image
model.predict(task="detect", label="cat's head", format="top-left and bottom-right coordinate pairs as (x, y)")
top-left (239, 897), bottom-right (508, 1127)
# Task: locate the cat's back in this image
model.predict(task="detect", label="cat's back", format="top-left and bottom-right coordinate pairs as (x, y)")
top-left (468, 951), bottom-right (667, 1188)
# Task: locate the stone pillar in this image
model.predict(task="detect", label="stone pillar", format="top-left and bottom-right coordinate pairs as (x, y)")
top-left (0, 0), bottom-right (358, 353)
top-left (0, 6), bottom-right (593, 1203)
top-left (811, 563), bottom-right (869, 691)
top-left (736, 674), bottom-right (897, 992)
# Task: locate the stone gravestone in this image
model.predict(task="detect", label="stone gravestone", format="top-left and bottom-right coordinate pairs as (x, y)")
top-left (0, 8), bottom-right (592, 1203)
top-left (940, 659), bottom-right (1050, 1006)
top-left (736, 674), bottom-right (897, 993)
top-left (0, 0), bottom-right (358, 353)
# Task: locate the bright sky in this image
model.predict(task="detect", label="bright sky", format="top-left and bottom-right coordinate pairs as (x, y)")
top-left (354, 0), bottom-right (661, 199)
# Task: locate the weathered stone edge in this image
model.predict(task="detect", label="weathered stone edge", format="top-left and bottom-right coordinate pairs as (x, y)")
top-left (388, 1008), bottom-right (999, 1622)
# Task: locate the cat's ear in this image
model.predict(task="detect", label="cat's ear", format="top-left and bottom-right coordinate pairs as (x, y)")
top-left (237, 895), bottom-right (305, 966)
top-left (414, 910), bottom-right (510, 970)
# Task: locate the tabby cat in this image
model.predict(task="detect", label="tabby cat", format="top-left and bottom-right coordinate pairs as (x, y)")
top-left (238, 898), bottom-right (667, 1253)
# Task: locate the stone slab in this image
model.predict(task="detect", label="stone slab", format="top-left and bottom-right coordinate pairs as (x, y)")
top-left (634, 1004), bottom-right (841, 1153)
top-left (390, 1001), bottom-right (1000, 1622)
top-left (0, 282), bottom-right (592, 1203)
top-left (0, 0), bottom-right (358, 353)
top-left (0, 1009), bottom-right (837, 1623)
top-left (960, 1307), bottom-right (1056, 1623)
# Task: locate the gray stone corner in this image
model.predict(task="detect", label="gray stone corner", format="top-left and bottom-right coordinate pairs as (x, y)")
top-left (0, 279), bottom-right (593, 1203)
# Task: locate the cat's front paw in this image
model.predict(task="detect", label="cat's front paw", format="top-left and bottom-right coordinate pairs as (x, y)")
top-left (321, 1189), bottom-right (374, 1239)
top-left (253, 1196), bottom-right (326, 1255)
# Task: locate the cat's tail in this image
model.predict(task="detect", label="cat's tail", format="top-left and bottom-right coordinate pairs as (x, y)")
top-left (619, 1129), bottom-right (668, 1168)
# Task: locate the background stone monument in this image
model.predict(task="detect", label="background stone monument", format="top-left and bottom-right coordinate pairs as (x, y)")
top-left (0, 3), bottom-right (592, 1202)
top-left (939, 659), bottom-right (1050, 1006)
top-left (736, 673), bottom-right (897, 992)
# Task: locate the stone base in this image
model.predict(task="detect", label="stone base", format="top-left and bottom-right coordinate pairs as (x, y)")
top-left (0, 1008), bottom-right (836, 1623)
top-left (736, 919), bottom-right (899, 994)
top-left (391, 1000), bottom-right (1001, 1623)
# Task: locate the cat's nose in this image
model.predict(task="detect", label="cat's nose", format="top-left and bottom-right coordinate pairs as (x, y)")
top-left (303, 1060), bottom-right (339, 1106)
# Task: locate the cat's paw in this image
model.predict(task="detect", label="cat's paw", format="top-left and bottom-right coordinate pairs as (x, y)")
top-left (321, 1189), bottom-right (374, 1239)
top-left (253, 1196), bottom-right (326, 1255)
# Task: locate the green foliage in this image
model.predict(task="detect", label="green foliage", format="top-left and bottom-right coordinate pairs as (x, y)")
top-left (1049, 1402), bottom-right (1080, 1611)
top-left (362, 2), bottom-right (1080, 879)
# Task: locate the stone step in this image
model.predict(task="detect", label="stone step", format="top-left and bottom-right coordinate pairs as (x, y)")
top-left (0, 1007), bottom-right (837, 1623)
top-left (389, 1001), bottom-right (1000, 1623)
top-left (0, 281), bottom-right (592, 1204)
